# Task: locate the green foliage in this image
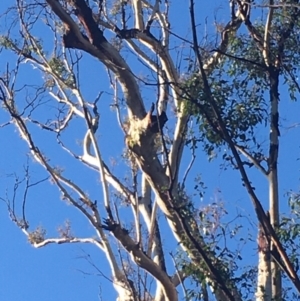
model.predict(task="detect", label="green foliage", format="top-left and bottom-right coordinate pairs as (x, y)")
top-left (183, 67), bottom-right (267, 159)
top-left (182, 6), bottom-right (300, 165)
top-left (0, 35), bottom-right (43, 55)
top-left (275, 193), bottom-right (300, 299)
top-left (278, 194), bottom-right (300, 268)
top-left (48, 57), bottom-right (75, 87)
top-left (175, 200), bottom-right (253, 300)
top-left (0, 36), bottom-right (18, 49)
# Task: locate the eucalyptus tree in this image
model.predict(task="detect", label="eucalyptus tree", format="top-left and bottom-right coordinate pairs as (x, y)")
top-left (1, 1), bottom-right (300, 300)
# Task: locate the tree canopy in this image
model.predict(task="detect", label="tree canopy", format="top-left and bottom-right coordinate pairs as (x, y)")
top-left (1, 1), bottom-right (300, 301)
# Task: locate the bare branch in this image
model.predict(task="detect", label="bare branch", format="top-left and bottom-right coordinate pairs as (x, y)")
top-left (234, 144), bottom-right (268, 176)
top-left (103, 220), bottom-right (178, 301)
top-left (46, 0), bottom-right (145, 119)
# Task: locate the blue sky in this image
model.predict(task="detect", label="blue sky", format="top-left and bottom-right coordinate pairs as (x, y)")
top-left (1, 0), bottom-right (300, 300)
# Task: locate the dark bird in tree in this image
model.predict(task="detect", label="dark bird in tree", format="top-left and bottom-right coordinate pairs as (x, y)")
top-left (146, 103), bottom-right (168, 133)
